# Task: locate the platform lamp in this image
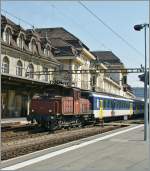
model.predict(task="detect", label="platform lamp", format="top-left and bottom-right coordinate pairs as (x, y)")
top-left (134, 23), bottom-right (149, 141)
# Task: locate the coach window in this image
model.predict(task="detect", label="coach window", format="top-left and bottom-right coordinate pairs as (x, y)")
top-left (104, 100), bottom-right (106, 109)
top-left (123, 102), bottom-right (125, 109)
top-left (126, 102), bottom-right (127, 109)
top-left (107, 100), bottom-right (109, 109)
top-left (121, 102), bottom-right (123, 109)
top-left (16, 60), bottom-right (23, 76)
top-left (120, 101), bottom-right (122, 109)
top-left (109, 100), bottom-right (111, 108)
top-left (2, 56), bottom-right (9, 73)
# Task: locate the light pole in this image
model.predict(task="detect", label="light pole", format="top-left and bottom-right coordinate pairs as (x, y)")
top-left (134, 23), bottom-right (149, 141)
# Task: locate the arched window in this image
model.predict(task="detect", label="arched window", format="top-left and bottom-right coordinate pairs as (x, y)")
top-left (18, 34), bottom-right (24, 49)
top-left (5, 28), bottom-right (11, 44)
top-left (2, 56), bottom-right (9, 73)
top-left (27, 64), bottom-right (34, 79)
top-left (43, 67), bottom-right (48, 81)
top-left (16, 60), bottom-right (23, 76)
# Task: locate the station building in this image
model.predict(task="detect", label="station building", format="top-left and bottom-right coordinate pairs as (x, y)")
top-left (35, 27), bottom-right (96, 90)
top-left (35, 28), bottom-right (134, 99)
top-left (1, 15), bottom-right (60, 118)
top-left (1, 15), bottom-right (134, 119)
top-left (91, 51), bottom-right (134, 98)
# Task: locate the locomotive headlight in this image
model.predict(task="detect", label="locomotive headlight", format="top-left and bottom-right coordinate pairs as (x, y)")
top-left (32, 109), bottom-right (34, 112)
top-left (50, 116), bottom-right (54, 119)
top-left (49, 109), bottom-right (52, 113)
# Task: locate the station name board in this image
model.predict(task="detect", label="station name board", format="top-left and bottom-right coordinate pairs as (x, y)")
top-left (49, 80), bottom-right (71, 86)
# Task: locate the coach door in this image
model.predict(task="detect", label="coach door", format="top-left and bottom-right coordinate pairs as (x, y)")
top-left (99, 99), bottom-right (104, 119)
top-left (129, 102), bottom-right (133, 116)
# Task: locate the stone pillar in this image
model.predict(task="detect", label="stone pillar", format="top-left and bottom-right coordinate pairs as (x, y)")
top-left (15, 95), bottom-right (22, 117)
top-left (1, 93), bottom-right (7, 118)
top-left (7, 90), bottom-right (15, 117)
top-left (27, 95), bottom-right (31, 115)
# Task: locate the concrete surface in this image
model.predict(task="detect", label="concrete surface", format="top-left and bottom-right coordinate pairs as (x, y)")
top-left (1, 117), bottom-right (27, 125)
top-left (1, 125), bottom-right (149, 171)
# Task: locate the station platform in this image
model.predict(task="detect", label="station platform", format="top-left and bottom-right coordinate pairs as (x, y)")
top-left (1, 117), bottom-right (28, 127)
top-left (1, 124), bottom-right (149, 171)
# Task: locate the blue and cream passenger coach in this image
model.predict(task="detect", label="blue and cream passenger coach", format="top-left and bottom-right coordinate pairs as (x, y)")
top-left (82, 91), bottom-right (144, 120)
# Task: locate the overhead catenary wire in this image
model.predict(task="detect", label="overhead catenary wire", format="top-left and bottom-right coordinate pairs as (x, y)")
top-left (49, 2), bottom-right (144, 66)
top-left (1, 7), bottom-right (108, 52)
top-left (2, 8), bottom-right (35, 29)
top-left (50, 4), bottom-right (112, 51)
top-left (78, 1), bottom-right (144, 58)
top-left (2, 5), bottom-right (144, 69)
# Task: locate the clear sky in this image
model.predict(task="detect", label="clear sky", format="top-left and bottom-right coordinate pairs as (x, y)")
top-left (1, 0), bottom-right (149, 87)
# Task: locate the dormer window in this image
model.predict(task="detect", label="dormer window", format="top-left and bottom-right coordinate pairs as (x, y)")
top-left (5, 28), bottom-right (11, 44)
top-left (18, 34), bottom-right (24, 49)
top-left (30, 39), bottom-right (37, 54)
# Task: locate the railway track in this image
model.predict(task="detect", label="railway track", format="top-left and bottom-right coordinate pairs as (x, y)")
top-left (2, 118), bottom-right (143, 143)
top-left (2, 123), bottom-right (96, 142)
top-left (1, 124), bottom-right (128, 161)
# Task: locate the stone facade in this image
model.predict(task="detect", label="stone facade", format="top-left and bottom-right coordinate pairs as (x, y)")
top-left (1, 15), bottom-right (60, 118)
